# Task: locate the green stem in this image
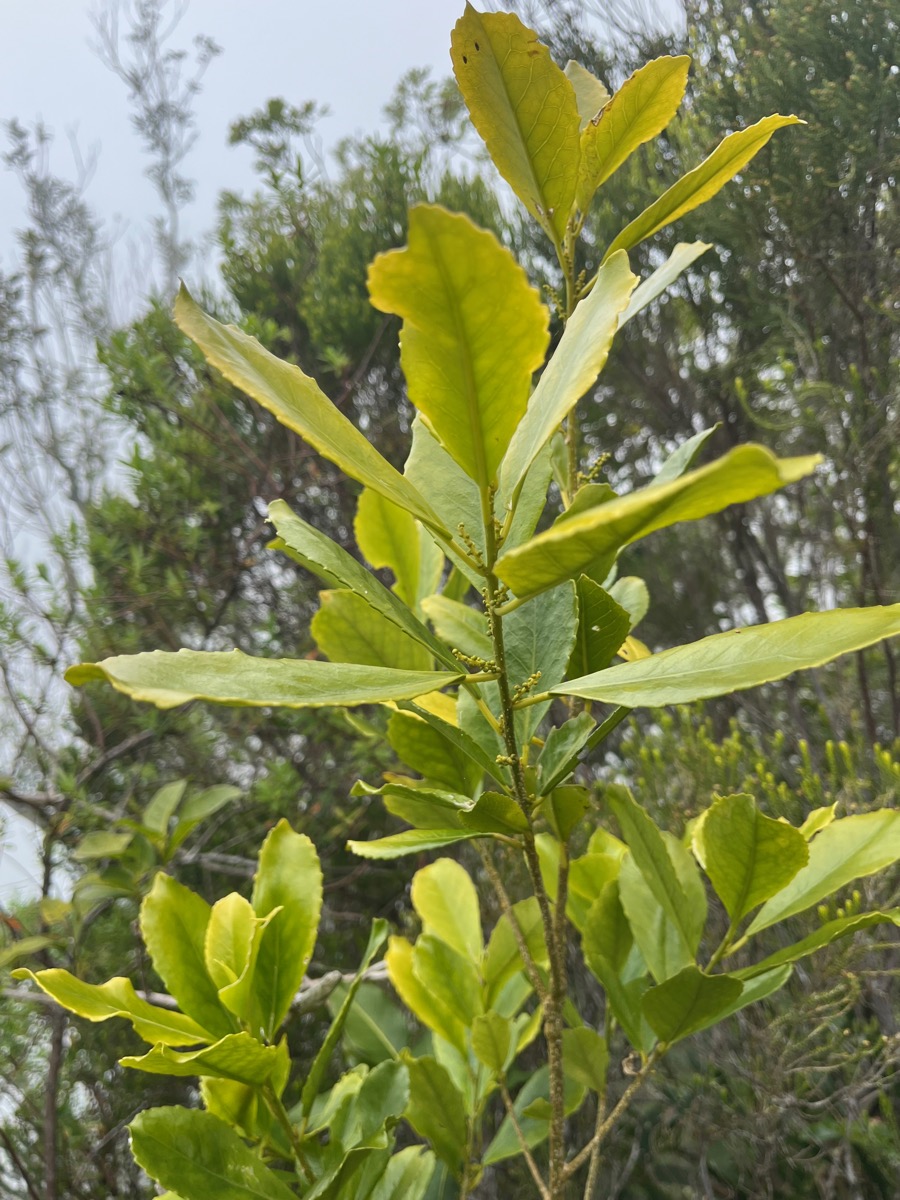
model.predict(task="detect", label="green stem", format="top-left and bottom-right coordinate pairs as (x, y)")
top-left (263, 1086), bottom-right (313, 1184)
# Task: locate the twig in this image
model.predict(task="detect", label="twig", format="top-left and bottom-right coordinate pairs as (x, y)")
top-left (500, 1082), bottom-right (550, 1200)
top-left (563, 1050), bottom-right (660, 1182)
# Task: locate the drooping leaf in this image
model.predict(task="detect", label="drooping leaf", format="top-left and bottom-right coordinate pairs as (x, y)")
top-left (355, 487), bottom-right (444, 610)
top-left (745, 810), bottom-right (900, 936)
top-left (403, 1054), bottom-right (469, 1172)
top-left (129, 1107), bottom-right (296, 1200)
top-left (140, 874), bottom-right (233, 1038)
top-left (558, 606), bottom-right (900, 708)
top-left (174, 287), bottom-right (443, 533)
top-left (368, 205), bottom-right (548, 488)
top-left (411, 858), bottom-right (482, 962)
top-left (641, 966), bottom-right (743, 1044)
top-left (497, 444), bottom-right (821, 598)
top-left (312, 590), bottom-right (433, 671)
top-left (694, 793), bottom-right (808, 924)
top-left (67, 649), bottom-right (463, 710)
top-left (564, 60), bottom-right (610, 126)
top-left (604, 114), bottom-right (803, 259)
top-left (11, 969), bottom-right (212, 1046)
top-left (577, 56), bottom-right (690, 211)
top-left (499, 251), bottom-right (637, 502)
top-left (268, 500), bottom-right (457, 669)
top-left (569, 577), bottom-right (631, 678)
top-left (736, 910), bottom-right (900, 978)
top-left (451, 6), bottom-right (581, 243)
top-left (562, 1027), bottom-right (609, 1093)
top-left (300, 919), bottom-right (389, 1119)
top-left (120, 1032), bottom-right (285, 1087)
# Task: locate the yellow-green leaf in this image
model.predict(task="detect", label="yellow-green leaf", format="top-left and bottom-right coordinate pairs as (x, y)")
top-left (411, 858), bottom-right (482, 962)
top-left (497, 445), bottom-right (820, 598)
top-left (67, 649), bottom-right (463, 710)
top-left (451, 6), bottom-right (581, 242)
top-left (386, 938), bottom-right (467, 1053)
top-left (312, 589), bottom-right (433, 671)
top-left (642, 966), bottom-right (743, 1044)
top-left (736, 910), bottom-right (900, 978)
top-left (578, 56), bottom-right (689, 212)
top-left (745, 810), bottom-right (900, 936)
top-left (11, 969), bottom-right (212, 1046)
top-left (173, 286), bottom-right (443, 534)
top-left (694, 793), bottom-right (808, 924)
top-left (120, 1032), bottom-right (284, 1087)
top-left (557, 605), bottom-right (900, 708)
top-left (564, 60), bottom-right (610, 128)
top-left (604, 114), bottom-right (803, 260)
top-left (268, 499), bottom-right (457, 669)
top-left (499, 250), bottom-right (636, 503)
top-left (368, 205), bottom-right (548, 487)
top-left (354, 487), bottom-right (443, 610)
top-left (617, 242), bottom-right (711, 329)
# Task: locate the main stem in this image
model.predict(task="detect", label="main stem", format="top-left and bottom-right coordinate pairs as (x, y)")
top-left (482, 496), bottom-right (569, 1197)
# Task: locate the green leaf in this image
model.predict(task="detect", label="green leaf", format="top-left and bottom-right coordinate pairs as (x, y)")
top-left (252, 820), bottom-right (322, 1038)
top-left (348, 829), bottom-right (490, 859)
top-left (694, 793), bottom-right (808, 924)
top-left (582, 888), bottom-right (650, 1052)
top-left (332, 981), bottom-right (407, 1065)
top-left (368, 205), bottom-right (548, 487)
top-left (268, 499), bottom-right (457, 669)
top-left (606, 785), bottom-right (700, 956)
top-left (564, 60), bottom-right (610, 126)
top-left (120, 1032), bottom-right (285, 1086)
top-left (499, 251), bottom-right (637, 502)
top-left (559, 606), bottom-right (900, 708)
top-left (569, 577), bottom-right (631, 678)
top-left (420, 596), bottom-right (492, 662)
top-left (312, 590), bottom-right (433, 671)
top-left (67, 649), bottom-right (463, 710)
top-left (204, 893), bottom-right (275, 1022)
top-left (401, 696), bottom-right (509, 787)
top-left (484, 1066), bottom-right (585, 1163)
top-left (12, 968), bottom-right (212, 1045)
top-left (388, 710), bottom-right (487, 796)
top-left (385, 937), bottom-right (467, 1052)
top-left (641, 966), bottom-right (743, 1044)
top-left (471, 1011), bottom-right (512, 1075)
top-left (498, 444), bottom-right (821, 598)
top-left (178, 785), bottom-right (241, 826)
top-left (617, 854), bottom-right (692, 984)
top-left (173, 286), bottom-right (443, 534)
top-left (356, 778), bottom-right (475, 831)
top-left (403, 1054), bottom-right (469, 1172)
top-left (355, 488), bottom-right (444, 610)
top-left (617, 243), bottom-right (712, 329)
top-left (736, 910), bottom-right (900, 978)
top-left (745, 810), bottom-right (900, 936)
top-left (651, 425), bottom-right (720, 486)
top-left (71, 830), bottom-right (135, 861)
top-left (460, 791), bottom-right (529, 835)
top-left (301, 919), bottom-right (390, 1119)
top-left (540, 785), bottom-right (590, 844)
top-left (451, 6), bottom-right (581, 243)
top-left (562, 1027), bottom-right (609, 1093)
top-left (413, 934), bottom-right (483, 1027)
top-left (604, 114), bottom-right (803, 259)
top-left (607, 576), bottom-right (650, 631)
top-left (536, 712), bottom-right (596, 793)
top-left (140, 874), bottom-right (233, 1038)
top-left (482, 897), bottom-right (548, 1007)
top-left (577, 56), bottom-right (690, 211)
top-left (143, 780), bottom-right (188, 835)
top-left (0, 936), bottom-right (55, 970)
top-left (368, 1147), bottom-right (436, 1200)
top-left (411, 858), bottom-right (482, 962)
top-left (129, 1107), bottom-right (296, 1200)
